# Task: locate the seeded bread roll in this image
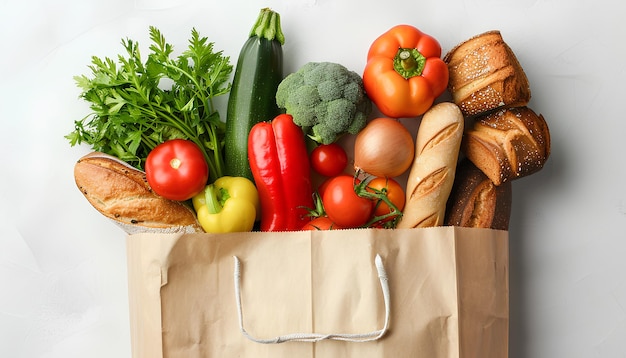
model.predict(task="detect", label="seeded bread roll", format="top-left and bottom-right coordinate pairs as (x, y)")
top-left (462, 106), bottom-right (551, 186)
top-left (74, 152), bottom-right (203, 234)
top-left (397, 102), bottom-right (464, 228)
top-left (444, 158), bottom-right (512, 230)
top-left (444, 30), bottom-right (531, 117)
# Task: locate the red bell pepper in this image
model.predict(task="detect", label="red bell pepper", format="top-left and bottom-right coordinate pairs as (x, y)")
top-left (248, 114), bottom-right (314, 231)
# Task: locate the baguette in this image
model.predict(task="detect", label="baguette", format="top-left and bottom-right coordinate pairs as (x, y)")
top-left (444, 158), bottom-right (512, 230)
top-left (74, 152), bottom-right (203, 234)
top-left (397, 102), bottom-right (464, 228)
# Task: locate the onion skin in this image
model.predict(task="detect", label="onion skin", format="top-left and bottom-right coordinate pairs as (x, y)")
top-left (354, 117), bottom-right (415, 178)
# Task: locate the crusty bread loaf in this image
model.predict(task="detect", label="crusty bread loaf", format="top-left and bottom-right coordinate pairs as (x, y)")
top-left (74, 152), bottom-right (203, 234)
top-left (444, 30), bottom-right (531, 117)
top-left (397, 102), bottom-right (464, 228)
top-left (462, 106), bottom-right (551, 186)
top-left (444, 158), bottom-right (512, 230)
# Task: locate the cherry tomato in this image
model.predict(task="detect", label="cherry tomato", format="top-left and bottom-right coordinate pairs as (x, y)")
top-left (301, 216), bottom-right (343, 230)
top-left (310, 143), bottom-right (348, 177)
top-left (322, 175), bottom-right (373, 228)
top-left (145, 139), bottom-right (209, 201)
top-left (367, 177), bottom-right (406, 216)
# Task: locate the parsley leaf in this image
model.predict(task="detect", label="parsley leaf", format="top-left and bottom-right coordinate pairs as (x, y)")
top-left (66, 26), bottom-right (233, 182)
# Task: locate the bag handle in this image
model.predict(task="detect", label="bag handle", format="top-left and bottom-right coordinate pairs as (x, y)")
top-left (232, 254), bottom-right (390, 344)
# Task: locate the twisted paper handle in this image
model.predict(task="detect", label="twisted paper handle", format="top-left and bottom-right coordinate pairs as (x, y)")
top-left (233, 254), bottom-right (390, 344)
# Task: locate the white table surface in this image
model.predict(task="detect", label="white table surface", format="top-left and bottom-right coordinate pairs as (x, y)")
top-left (1, 0), bottom-right (625, 357)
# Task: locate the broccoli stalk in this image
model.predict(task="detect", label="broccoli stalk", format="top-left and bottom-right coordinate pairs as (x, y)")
top-left (276, 62), bottom-right (372, 144)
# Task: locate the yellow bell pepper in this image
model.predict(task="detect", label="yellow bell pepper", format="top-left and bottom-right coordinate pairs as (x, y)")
top-left (192, 176), bottom-right (260, 233)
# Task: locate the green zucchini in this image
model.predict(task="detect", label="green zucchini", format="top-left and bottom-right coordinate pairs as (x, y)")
top-left (224, 8), bottom-right (285, 180)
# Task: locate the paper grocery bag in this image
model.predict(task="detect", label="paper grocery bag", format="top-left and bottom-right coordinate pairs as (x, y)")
top-left (126, 226), bottom-right (508, 358)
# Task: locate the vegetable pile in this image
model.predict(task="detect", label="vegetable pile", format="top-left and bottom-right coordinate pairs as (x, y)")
top-left (68, 8), bottom-right (547, 234)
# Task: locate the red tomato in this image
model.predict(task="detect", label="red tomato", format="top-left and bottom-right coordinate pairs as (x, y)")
top-left (310, 143), bottom-right (348, 177)
top-left (367, 177), bottom-right (406, 216)
top-left (145, 139), bottom-right (209, 201)
top-left (317, 174), bottom-right (352, 199)
top-left (322, 176), bottom-right (373, 228)
top-left (301, 216), bottom-right (343, 230)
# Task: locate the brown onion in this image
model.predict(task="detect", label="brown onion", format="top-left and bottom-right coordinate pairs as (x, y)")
top-left (354, 117), bottom-right (415, 178)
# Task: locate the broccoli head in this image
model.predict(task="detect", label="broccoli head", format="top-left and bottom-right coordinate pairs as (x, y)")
top-left (276, 62), bottom-right (372, 144)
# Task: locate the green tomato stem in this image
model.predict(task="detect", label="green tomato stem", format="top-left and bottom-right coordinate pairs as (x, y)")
top-left (353, 173), bottom-right (403, 228)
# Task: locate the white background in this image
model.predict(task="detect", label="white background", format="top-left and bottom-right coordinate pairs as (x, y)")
top-left (1, 0), bottom-right (625, 357)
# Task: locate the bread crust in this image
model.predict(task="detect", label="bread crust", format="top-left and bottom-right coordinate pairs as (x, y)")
top-left (445, 159), bottom-right (512, 230)
top-left (444, 30), bottom-right (531, 117)
top-left (462, 106), bottom-right (551, 185)
top-left (397, 102), bottom-right (464, 228)
top-left (74, 152), bottom-right (203, 234)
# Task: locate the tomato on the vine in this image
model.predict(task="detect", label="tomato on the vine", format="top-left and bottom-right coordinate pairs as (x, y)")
top-left (301, 216), bottom-right (343, 231)
top-left (367, 177), bottom-right (406, 216)
top-left (145, 139), bottom-right (209, 201)
top-left (322, 175), bottom-right (373, 228)
top-left (310, 143), bottom-right (348, 177)
top-left (317, 174), bottom-right (351, 199)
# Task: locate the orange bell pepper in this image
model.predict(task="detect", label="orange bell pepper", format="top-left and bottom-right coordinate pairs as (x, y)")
top-left (363, 25), bottom-right (449, 118)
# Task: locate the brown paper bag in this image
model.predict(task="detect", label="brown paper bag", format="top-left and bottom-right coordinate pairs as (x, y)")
top-left (126, 226), bottom-right (508, 358)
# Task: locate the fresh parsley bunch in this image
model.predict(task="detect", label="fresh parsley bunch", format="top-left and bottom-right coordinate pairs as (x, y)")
top-left (66, 26), bottom-right (233, 181)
